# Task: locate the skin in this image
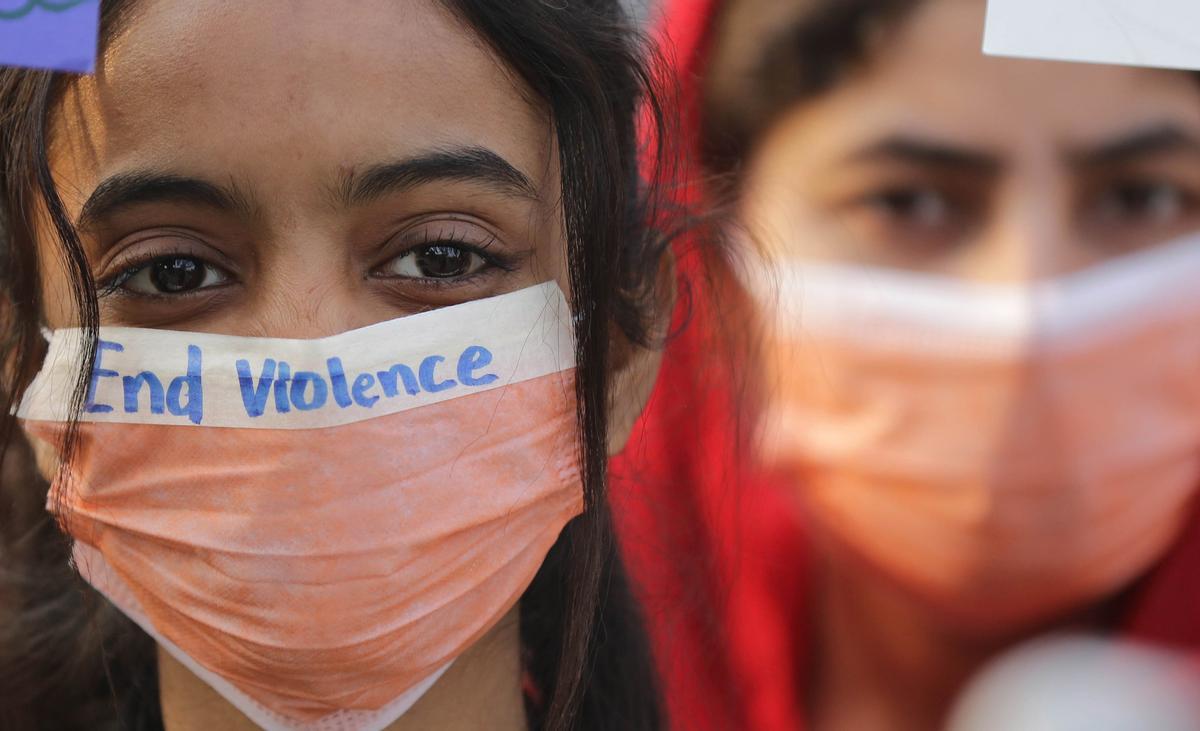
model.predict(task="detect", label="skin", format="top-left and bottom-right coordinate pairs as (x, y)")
top-left (33, 0), bottom-right (660, 728)
top-left (743, 1), bottom-right (1200, 282)
top-left (737, 0), bottom-right (1200, 729)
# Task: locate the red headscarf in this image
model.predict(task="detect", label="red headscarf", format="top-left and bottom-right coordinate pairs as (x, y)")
top-left (610, 1), bottom-right (811, 729)
top-left (610, 1), bottom-right (1200, 730)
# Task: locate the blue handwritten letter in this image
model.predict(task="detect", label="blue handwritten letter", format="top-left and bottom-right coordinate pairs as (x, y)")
top-left (273, 361), bottom-right (292, 414)
top-left (167, 345), bottom-right (203, 424)
top-left (419, 355), bottom-right (456, 393)
top-left (236, 359), bottom-right (275, 418)
top-left (122, 371), bottom-right (164, 414)
top-left (327, 357), bottom-right (353, 408)
top-left (290, 372), bottom-right (328, 411)
top-left (457, 346), bottom-right (499, 387)
top-left (378, 363), bottom-right (420, 398)
top-left (84, 339), bottom-right (122, 413)
top-left (351, 373), bottom-right (379, 408)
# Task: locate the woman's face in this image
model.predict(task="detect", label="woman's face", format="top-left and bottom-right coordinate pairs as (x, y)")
top-left (741, 0), bottom-right (1200, 281)
top-left (39, 0), bottom-right (566, 336)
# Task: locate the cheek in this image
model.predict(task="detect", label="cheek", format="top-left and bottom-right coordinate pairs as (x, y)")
top-left (533, 246), bottom-right (570, 299)
top-left (739, 177), bottom-right (840, 264)
top-left (40, 95), bottom-right (106, 329)
top-left (740, 139), bottom-right (843, 263)
top-left (35, 228), bottom-right (85, 329)
top-left (526, 208), bottom-right (571, 303)
top-left (20, 428), bottom-right (63, 487)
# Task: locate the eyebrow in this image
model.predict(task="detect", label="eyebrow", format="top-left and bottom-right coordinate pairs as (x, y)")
top-left (338, 146), bottom-right (540, 206)
top-left (1068, 124), bottom-right (1200, 168)
top-left (846, 136), bottom-right (1004, 175)
top-left (76, 172), bottom-right (257, 231)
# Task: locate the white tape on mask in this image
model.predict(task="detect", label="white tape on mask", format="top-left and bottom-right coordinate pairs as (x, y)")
top-left (19, 282), bottom-right (575, 430)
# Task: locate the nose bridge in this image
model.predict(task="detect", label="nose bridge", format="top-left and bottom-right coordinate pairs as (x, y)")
top-left (243, 230), bottom-right (378, 340)
top-left (963, 150), bottom-right (1077, 284)
top-left (250, 283), bottom-right (370, 340)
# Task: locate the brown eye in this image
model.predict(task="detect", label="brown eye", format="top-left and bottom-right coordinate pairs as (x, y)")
top-left (116, 255), bottom-right (230, 295)
top-left (153, 258), bottom-right (204, 291)
top-left (867, 187), bottom-right (955, 227)
top-left (1091, 180), bottom-right (1191, 225)
top-left (845, 183), bottom-right (977, 258)
top-left (382, 244), bottom-right (488, 279)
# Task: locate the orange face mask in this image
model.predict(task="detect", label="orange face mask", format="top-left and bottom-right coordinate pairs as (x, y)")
top-left (742, 236), bottom-right (1200, 629)
top-left (19, 283), bottom-right (583, 731)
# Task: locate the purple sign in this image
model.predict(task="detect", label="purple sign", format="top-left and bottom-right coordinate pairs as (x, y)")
top-left (0, 0), bottom-right (100, 74)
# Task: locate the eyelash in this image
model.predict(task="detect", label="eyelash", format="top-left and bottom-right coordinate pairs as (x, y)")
top-left (96, 245), bottom-right (220, 300)
top-left (369, 229), bottom-right (518, 292)
top-left (405, 226), bottom-right (512, 270)
top-left (95, 229), bottom-right (520, 299)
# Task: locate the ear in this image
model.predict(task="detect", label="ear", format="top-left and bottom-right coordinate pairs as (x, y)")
top-left (605, 259), bottom-right (675, 457)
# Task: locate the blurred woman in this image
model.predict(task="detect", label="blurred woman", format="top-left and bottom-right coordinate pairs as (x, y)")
top-left (613, 0), bottom-right (1200, 729)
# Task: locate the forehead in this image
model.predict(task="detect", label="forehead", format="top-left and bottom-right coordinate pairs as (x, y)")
top-left (52, 0), bottom-right (549, 198)
top-left (779, 0), bottom-right (1200, 155)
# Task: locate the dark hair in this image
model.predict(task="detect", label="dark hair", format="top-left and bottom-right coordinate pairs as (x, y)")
top-left (700, 0), bottom-right (921, 176)
top-left (0, 2), bottom-right (672, 730)
top-left (699, 0), bottom-right (1200, 180)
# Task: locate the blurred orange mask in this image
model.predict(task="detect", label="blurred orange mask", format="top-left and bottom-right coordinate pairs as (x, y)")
top-left (19, 282), bottom-right (583, 731)
top-left (742, 236), bottom-right (1200, 629)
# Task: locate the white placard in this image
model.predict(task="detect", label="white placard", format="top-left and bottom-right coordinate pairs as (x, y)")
top-left (984, 0), bottom-right (1200, 71)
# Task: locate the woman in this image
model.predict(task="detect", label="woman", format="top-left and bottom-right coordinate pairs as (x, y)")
top-left (613, 0), bottom-right (1200, 729)
top-left (0, 2), bottom-right (672, 730)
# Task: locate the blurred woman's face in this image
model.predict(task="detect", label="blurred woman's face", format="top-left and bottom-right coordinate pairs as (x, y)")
top-left (741, 0), bottom-right (1200, 280)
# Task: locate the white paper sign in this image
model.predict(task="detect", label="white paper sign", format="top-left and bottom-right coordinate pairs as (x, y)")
top-left (984, 0), bottom-right (1200, 71)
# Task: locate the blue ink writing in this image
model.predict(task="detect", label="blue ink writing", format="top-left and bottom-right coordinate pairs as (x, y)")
top-left (352, 373), bottom-right (379, 408)
top-left (167, 345), bottom-right (203, 424)
top-left (458, 345), bottom-right (499, 387)
top-left (378, 363), bottom-right (420, 398)
top-left (273, 361), bottom-right (291, 414)
top-left (233, 345), bottom-right (499, 418)
top-left (84, 340), bottom-right (123, 414)
top-left (123, 371), bottom-right (164, 414)
top-left (290, 371), bottom-right (328, 411)
top-left (236, 358), bottom-right (275, 418)
top-left (419, 355), bottom-right (456, 393)
top-left (327, 357), bottom-right (353, 408)
top-left (92, 341), bottom-right (204, 423)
